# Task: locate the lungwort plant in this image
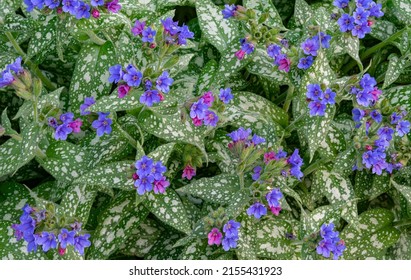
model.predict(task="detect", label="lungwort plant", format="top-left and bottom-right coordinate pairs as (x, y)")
top-left (1, 0), bottom-right (411, 260)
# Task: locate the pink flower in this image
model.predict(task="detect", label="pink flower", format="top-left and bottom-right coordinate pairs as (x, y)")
top-left (201, 91), bottom-right (214, 106)
top-left (158, 92), bottom-right (165, 101)
top-left (68, 118), bottom-right (82, 133)
top-left (264, 151), bottom-right (276, 164)
top-left (153, 177), bottom-right (170, 194)
top-left (91, 9), bottom-right (100, 18)
top-left (58, 246), bottom-right (66, 256)
top-left (278, 57), bottom-right (291, 72)
top-left (192, 116), bottom-right (202, 126)
top-left (370, 87), bottom-right (382, 101)
top-left (131, 20), bottom-right (146, 36)
top-left (207, 228), bottom-right (222, 246)
top-left (182, 165), bottom-right (196, 180)
top-left (106, 0), bottom-right (121, 13)
top-left (117, 84), bottom-right (131, 98)
top-left (235, 49), bottom-right (246, 60)
top-left (270, 206), bottom-right (282, 216)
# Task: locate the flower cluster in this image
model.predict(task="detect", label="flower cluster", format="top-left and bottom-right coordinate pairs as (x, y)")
top-left (133, 156), bottom-right (170, 195)
top-left (235, 38), bottom-right (255, 60)
top-left (23, 0), bottom-right (121, 18)
top-left (226, 127), bottom-right (266, 155)
top-left (12, 204), bottom-right (91, 255)
top-left (266, 44), bottom-right (291, 72)
top-left (79, 96), bottom-right (113, 137)
top-left (48, 112), bottom-right (83, 141)
top-left (207, 220), bottom-right (241, 251)
top-left (190, 88), bottom-right (233, 127)
top-left (0, 57), bottom-right (23, 88)
top-left (316, 223), bottom-right (346, 260)
top-left (247, 188), bottom-right (283, 219)
top-left (306, 84), bottom-right (336, 116)
top-left (298, 32), bottom-right (331, 70)
top-left (350, 74), bottom-right (410, 175)
top-left (108, 64), bottom-right (174, 107)
top-left (335, 0), bottom-right (384, 38)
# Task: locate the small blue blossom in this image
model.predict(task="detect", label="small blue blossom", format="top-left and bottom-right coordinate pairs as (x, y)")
top-left (219, 88), bottom-right (234, 104)
top-left (80, 96), bottom-right (95, 115)
top-left (74, 1), bottom-right (91, 19)
top-left (161, 18), bottom-right (179, 36)
top-left (313, 32), bottom-right (332, 48)
top-left (267, 44), bottom-right (282, 58)
top-left (320, 223), bottom-right (338, 240)
top-left (142, 27), bottom-right (156, 43)
top-left (352, 22), bottom-right (371, 38)
top-left (123, 65), bottom-right (143, 87)
top-left (251, 134), bottom-right (265, 145)
top-left (377, 126), bottom-right (394, 141)
top-left (323, 88), bottom-right (336, 105)
top-left (62, 0), bottom-right (79, 15)
top-left (252, 166), bottom-right (262, 181)
top-left (297, 56), bottom-right (314, 70)
top-left (0, 70), bottom-right (14, 88)
top-left (247, 202), bottom-right (267, 219)
top-left (60, 112), bottom-right (74, 124)
top-left (90, 0), bottom-right (104, 7)
top-left (356, 89), bottom-right (373, 107)
top-left (135, 174), bottom-right (155, 195)
top-left (396, 121), bottom-right (410, 137)
top-left (108, 64), bottom-right (123, 83)
top-left (36, 232), bottom-right (57, 252)
top-left (308, 101), bottom-right (327, 116)
top-left (360, 74), bottom-right (377, 90)
top-left (369, 2), bottom-right (384, 17)
top-left (54, 123), bottom-right (73, 141)
top-left (45, 0), bottom-right (61, 9)
top-left (333, 0), bottom-right (349, 9)
top-left (58, 228), bottom-right (76, 249)
top-left (266, 188), bottom-right (283, 208)
top-left (352, 108), bottom-right (365, 123)
top-left (222, 4), bottom-right (237, 19)
top-left (7, 57), bottom-right (23, 74)
top-left (240, 39), bottom-right (255, 55)
top-left (370, 110), bottom-right (382, 123)
top-left (222, 237), bottom-right (238, 251)
top-left (316, 238), bottom-right (335, 258)
top-left (288, 149), bottom-right (303, 168)
top-left (156, 71), bottom-right (174, 93)
top-left (390, 112), bottom-right (402, 124)
top-left (177, 24), bottom-right (194, 45)
top-left (290, 166), bottom-right (304, 180)
top-left (135, 155), bottom-right (154, 177)
top-left (203, 110), bottom-right (219, 127)
top-left (301, 38), bottom-right (320, 56)
top-left (190, 100), bottom-right (208, 119)
top-left (140, 89), bottom-right (161, 107)
top-left (306, 84), bottom-right (323, 101)
top-left (356, 0), bottom-right (372, 9)
top-left (74, 234), bottom-right (91, 255)
top-left (223, 220), bottom-right (241, 238)
top-left (92, 112), bottom-right (112, 137)
top-left (353, 7), bottom-right (370, 25)
top-left (227, 127), bottom-right (252, 142)
top-left (151, 162), bottom-right (167, 180)
top-left (338, 14), bottom-right (355, 32)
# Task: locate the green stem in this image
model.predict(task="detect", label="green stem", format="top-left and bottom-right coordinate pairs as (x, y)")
top-left (85, 30), bottom-right (106, 46)
top-left (35, 147), bottom-right (47, 159)
top-left (5, 32), bottom-right (56, 91)
top-left (344, 28), bottom-right (408, 74)
top-left (283, 85), bottom-right (295, 113)
top-left (239, 172), bottom-right (245, 189)
top-left (303, 158), bottom-right (331, 176)
top-left (285, 112), bottom-right (306, 134)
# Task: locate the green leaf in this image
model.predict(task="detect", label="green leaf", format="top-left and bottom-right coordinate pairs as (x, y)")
top-left (147, 142), bottom-right (176, 163)
top-left (143, 189), bottom-right (192, 234)
top-left (247, 48), bottom-right (290, 84)
top-left (243, 0), bottom-right (284, 29)
top-left (383, 54), bottom-right (409, 89)
top-left (196, 0), bottom-right (239, 53)
top-left (146, 232), bottom-right (185, 260)
top-left (392, 180), bottom-right (411, 205)
top-left (177, 174), bottom-right (240, 205)
top-left (88, 89), bottom-right (143, 113)
top-left (196, 60), bottom-right (218, 95)
top-left (370, 20), bottom-right (398, 41)
top-left (27, 15), bottom-right (58, 63)
top-left (294, 0), bottom-right (313, 26)
top-left (301, 204), bottom-right (343, 236)
top-left (1, 108), bottom-right (18, 136)
top-left (68, 42), bottom-right (117, 113)
top-left (385, 85), bottom-right (411, 111)
top-left (332, 147), bottom-right (356, 177)
top-left (391, 0), bottom-right (411, 25)
top-left (312, 169), bottom-right (357, 224)
top-left (225, 189), bottom-right (250, 219)
top-left (178, 238), bottom-right (215, 260)
top-left (87, 191), bottom-right (149, 259)
top-left (333, 34), bottom-right (363, 72)
top-left (236, 215), bottom-right (257, 260)
top-left (340, 209), bottom-right (400, 259)
top-left (391, 232), bottom-right (411, 260)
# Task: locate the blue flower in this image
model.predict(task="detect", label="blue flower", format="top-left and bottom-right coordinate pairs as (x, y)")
top-left (45, 0), bottom-right (61, 9)
top-left (370, 110), bottom-right (382, 123)
top-left (356, 89), bottom-right (373, 107)
top-left (360, 74), bottom-right (377, 90)
top-left (222, 236), bottom-right (238, 251)
top-left (396, 121), bottom-right (410, 137)
top-left (135, 174), bottom-right (155, 195)
top-left (142, 27), bottom-right (156, 43)
top-left (356, 0), bottom-right (372, 9)
top-left (108, 64), bottom-right (123, 83)
top-left (301, 38), bottom-right (319, 56)
top-left (266, 188), bottom-right (283, 208)
top-left (353, 7), bottom-right (370, 25)
top-left (177, 24), bottom-right (194, 45)
top-left (374, 137), bottom-right (390, 150)
top-left (290, 166), bottom-right (303, 180)
top-left (123, 65), bottom-right (142, 87)
top-left (390, 112), bottom-right (402, 124)
top-left (222, 4), bottom-right (237, 19)
top-left (313, 32), bottom-right (331, 49)
top-left (352, 22), bottom-right (371, 38)
top-left (306, 84), bottom-right (323, 100)
top-left (308, 101), bottom-right (327, 116)
top-left (333, 0), bottom-right (349, 9)
top-left (161, 18), bottom-right (179, 36)
top-left (140, 89), bottom-right (161, 107)
top-left (227, 127), bottom-right (252, 142)
top-left (62, 0), bottom-right (79, 15)
top-left (58, 228), bottom-right (76, 249)
top-left (151, 161), bottom-right (167, 180)
top-left (24, 0), bottom-right (35, 11)
top-left (7, 57), bottom-right (23, 74)
top-left (297, 56), bottom-right (314, 70)
top-left (190, 100), bottom-right (208, 119)
top-left (337, 14), bottom-right (355, 32)
top-left (0, 70), bottom-right (14, 88)
top-left (90, 0), bottom-right (104, 7)
top-left (333, 240), bottom-right (346, 260)
top-left (60, 112), bottom-right (74, 124)
top-left (74, 1), bottom-right (91, 19)
top-left (203, 110), bottom-right (219, 127)
top-left (252, 166), bottom-right (262, 181)
top-left (247, 202), bottom-right (267, 219)
top-left (156, 71), bottom-right (174, 93)
top-left (316, 238), bottom-right (335, 258)
top-left (54, 123), bottom-right (73, 141)
top-left (251, 134), bottom-right (265, 145)
top-left (323, 88), bottom-right (336, 105)
top-left (36, 232), bottom-right (58, 252)
top-left (240, 38), bottom-right (255, 54)
top-left (267, 44), bottom-right (282, 58)
top-left (352, 108), bottom-right (365, 122)
top-left (80, 96), bottom-right (95, 115)
top-left (369, 2), bottom-right (384, 17)
top-left (288, 149), bottom-right (303, 168)
top-left (320, 223), bottom-right (338, 240)
top-left (135, 155), bottom-right (154, 177)
top-left (219, 88), bottom-right (234, 104)
top-left (377, 126), bottom-right (394, 141)
top-left (92, 112), bottom-right (112, 137)
top-left (223, 220), bottom-right (241, 238)
top-left (74, 234), bottom-right (91, 255)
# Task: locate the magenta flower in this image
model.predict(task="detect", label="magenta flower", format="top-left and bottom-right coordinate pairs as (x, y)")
top-left (106, 0), bottom-right (121, 13)
top-left (277, 56), bottom-right (291, 72)
top-left (68, 118), bottom-right (82, 133)
top-left (201, 91), bottom-right (214, 106)
top-left (192, 116), bottom-right (202, 126)
top-left (132, 20), bottom-right (146, 36)
top-left (235, 49), bottom-right (246, 60)
top-left (91, 9), bottom-right (100, 18)
top-left (182, 165), bottom-right (196, 180)
top-left (270, 206), bottom-right (282, 216)
top-left (207, 228), bottom-right (222, 246)
top-left (117, 84), bottom-right (131, 98)
top-left (153, 177), bottom-right (170, 194)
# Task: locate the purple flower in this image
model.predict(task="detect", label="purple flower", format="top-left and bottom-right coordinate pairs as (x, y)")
top-left (290, 166), bottom-right (304, 180)
top-left (142, 27), bottom-right (156, 43)
top-left (301, 38), bottom-right (320, 56)
top-left (80, 96), bottom-right (95, 115)
top-left (11, 224), bottom-right (24, 241)
top-left (306, 84), bottom-right (323, 100)
top-left (74, 234), bottom-right (91, 255)
top-left (140, 89), bottom-right (161, 107)
top-left (0, 70), bottom-right (14, 88)
top-left (7, 57), bottom-right (23, 74)
top-left (338, 14), bottom-right (355, 32)
top-left (48, 117), bottom-right (58, 128)
top-left (396, 121), bottom-right (410, 137)
top-left (252, 166), bottom-right (262, 181)
top-left (370, 110), bottom-right (382, 123)
top-left (247, 202), bottom-right (267, 219)
top-left (288, 149), bottom-right (303, 168)
top-left (182, 165), bottom-right (196, 180)
top-left (62, 0), bottom-right (79, 14)
top-left (223, 220), bottom-right (240, 238)
top-left (297, 56), bottom-right (314, 70)
top-left (219, 88), bottom-right (234, 104)
top-left (74, 1), bottom-right (90, 19)
top-left (390, 112), bottom-right (402, 124)
top-left (117, 84), bottom-right (131, 98)
top-left (333, 240), bottom-right (346, 260)
top-left (356, 0), bottom-right (372, 9)
top-left (203, 110), bottom-right (219, 127)
top-left (313, 32), bottom-right (332, 49)
top-left (135, 155), bottom-right (154, 177)
top-left (222, 237), bottom-right (238, 251)
top-left (36, 232), bottom-right (57, 252)
top-left (90, 0), bottom-right (104, 7)
top-left (156, 71), bottom-right (173, 93)
top-left (208, 228), bottom-right (222, 246)
top-left (267, 44), bottom-right (282, 58)
top-left (276, 55), bottom-right (291, 72)
top-left (161, 18), bottom-right (179, 36)
top-left (374, 137), bottom-right (390, 150)
top-left (108, 64), bottom-right (123, 83)
top-left (190, 100), bottom-right (208, 119)
top-left (135, 174), bottom-right (154, 195)
top-left (352, 22), bottom-right (371, 38)
top-left (227, 127), bottom-right (252, 142)
top-left (151, 161), bottom-right (167, 180)
top-left (68, 118), bottom-right (82, 133)
top-left (177, 24), bottom-right (194, 45)
top-left (309, 101), bottom-right (327, 116)
top-left (60, 112), bottom-right (74, 124)
top-left (362, 150), bottom-right (376, 169)
top-left (369, 2), bottom-right (384, 18)
top-left (323, 88), bottom-right (336, 105)
top-left (92, 112), bottom-right (112, 137)
top-left (378, 126), bottom-right (394, 141)
top-left (333, 0), bottom-right (349, 9)
top-left (123, 65), bottom-right (142, 87)
top-left (356, 89), bottom-right (373, 107)
top-left (106, 0), bottom-right (121, 13)
top-left (251, 134), bottom-right (265, 145)
top-left (58, 228), bottom-right (76, 249)
top-left (352, 108), bottom-right (365, 122)
top-left (240, 38), bottom-right (255, 54)
top-left (316, 238), bottom-right (335, 258)
top-left (360, 74), bottom-right (377, 90)
top-left (320, 223), bottom-right (338, 240)
top-left (201, 91), bottom-right (214, 106)
top-left (132, 20), bottom-right (146, 36)
top-left (54, 123), bottom-right (73, 140)
top-left (153, 176), bottom-right (170, 194)
top-left (353, 7), bottom-right (370, 25)
top-left (266, 188), bottom-right (283, 208)
top-left (222, 4), bottom-right (237, 19)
